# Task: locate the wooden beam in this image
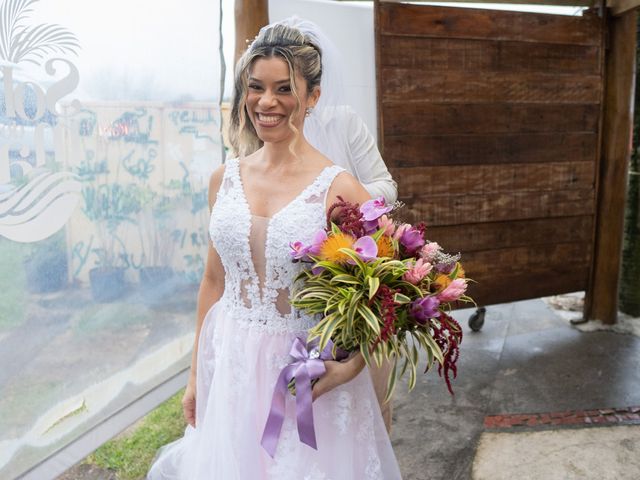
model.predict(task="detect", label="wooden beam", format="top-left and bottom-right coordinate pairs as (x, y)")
top-left (585, 8), bottom-right (637, 324)
top-left (234, 0), bottom-right (269, 65)
top-left (608, 0), bottom-right (640, 16)
top-left (374, 0), bottom-right (640, 17)
top-left (376, 0), bottom-right (593, 7)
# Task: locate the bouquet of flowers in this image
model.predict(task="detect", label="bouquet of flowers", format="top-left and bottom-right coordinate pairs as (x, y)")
top-left (289, 196), bottom-right (473, 400)
top-left (261, 196), bottom-right (473, 457)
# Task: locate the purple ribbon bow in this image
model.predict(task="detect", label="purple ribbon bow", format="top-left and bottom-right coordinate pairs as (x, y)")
top-left (261, 337), bottom-right (344, 458)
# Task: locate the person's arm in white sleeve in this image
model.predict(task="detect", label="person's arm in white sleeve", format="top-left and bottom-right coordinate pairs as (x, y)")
top-left (345, 107), bottom-right (398, 203)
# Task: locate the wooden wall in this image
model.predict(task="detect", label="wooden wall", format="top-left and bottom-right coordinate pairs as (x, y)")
top-left (375, 3), bottom-right (604, 305)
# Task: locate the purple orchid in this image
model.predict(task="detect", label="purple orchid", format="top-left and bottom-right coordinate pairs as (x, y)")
top-left (289, 241), bottom-right (311, 260)
top-left (290, 230), bottom-right (327, 261)
top-left (362, 219), bottom-right (379, 235)
top-left (352, 236), bottom-right (378, 262)
top-left (308, 230), bottom-right (328, 256)
top-left (400, 227), bottom-right (425, 253)
top-left (410, 296), bottom-right (441, 324)
top-left (360, 197), bottom-right (393, 222)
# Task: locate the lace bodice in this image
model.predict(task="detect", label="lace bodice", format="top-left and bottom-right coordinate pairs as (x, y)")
top-left (209, 158), bottom-right (345, 333)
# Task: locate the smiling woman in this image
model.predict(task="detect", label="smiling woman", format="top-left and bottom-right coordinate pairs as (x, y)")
top-left (147, 21), bottom-right (402, 480)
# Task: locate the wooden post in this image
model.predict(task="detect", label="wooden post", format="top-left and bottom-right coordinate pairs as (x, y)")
top-left (234, 0), bottom-right (269, 65)
top-left (585, 8), bottom-right (637, 324)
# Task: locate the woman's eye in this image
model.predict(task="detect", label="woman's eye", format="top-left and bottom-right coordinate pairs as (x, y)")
top-left (279, 85), bottom-right (291, 93)
top-left (248, 84), bottom-right (262, 91)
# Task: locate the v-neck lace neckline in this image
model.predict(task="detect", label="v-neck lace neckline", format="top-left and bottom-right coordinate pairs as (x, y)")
top-left (232, 158), bottom-right (334, 222)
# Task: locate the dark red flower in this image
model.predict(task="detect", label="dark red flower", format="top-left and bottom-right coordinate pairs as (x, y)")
top-left (326, 196), bottom-right (366, 238)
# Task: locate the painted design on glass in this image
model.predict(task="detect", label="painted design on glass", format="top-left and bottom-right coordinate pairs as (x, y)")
top-left (0, 0), bottom-right (82, 242)
top-left (0, 0), bottom-right (80, 65)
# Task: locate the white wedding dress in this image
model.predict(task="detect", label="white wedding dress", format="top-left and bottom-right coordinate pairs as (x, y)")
top-left (147, 158), bottom-right (402, 479)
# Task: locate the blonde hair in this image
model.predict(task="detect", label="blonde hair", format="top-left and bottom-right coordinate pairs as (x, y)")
top-left (229, 23), bottom-right (322, 157)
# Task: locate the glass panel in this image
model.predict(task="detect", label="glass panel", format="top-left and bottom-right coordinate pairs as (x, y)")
top-left (0, 0), bottom-right (223, 477)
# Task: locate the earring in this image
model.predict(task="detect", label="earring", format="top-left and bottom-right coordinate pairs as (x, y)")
top-left (305, 107), bottom-right (313, 117)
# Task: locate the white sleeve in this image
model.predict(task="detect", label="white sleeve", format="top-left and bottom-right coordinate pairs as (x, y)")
top-left (345, 107), bottom-right (398, 203)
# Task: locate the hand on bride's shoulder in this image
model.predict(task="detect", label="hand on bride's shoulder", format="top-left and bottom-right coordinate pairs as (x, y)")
top-left (326, 170), bottom-right (371, 207)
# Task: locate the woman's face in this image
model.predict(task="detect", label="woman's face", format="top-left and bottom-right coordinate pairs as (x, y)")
top-left (246, 56), bottom-right (318, 145)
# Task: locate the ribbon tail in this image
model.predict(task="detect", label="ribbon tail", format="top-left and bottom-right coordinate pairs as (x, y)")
top-left (294, 366), bottom-right (318, 450)
top-left (261, 367), bottom-right (292, 458)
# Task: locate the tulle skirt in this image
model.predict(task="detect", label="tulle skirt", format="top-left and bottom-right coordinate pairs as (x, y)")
top-left (147, 301), bottom-right (402, 479)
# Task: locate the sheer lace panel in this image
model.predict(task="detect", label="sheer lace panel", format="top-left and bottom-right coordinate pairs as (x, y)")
top-left (249, 215), bottom-right (269, 289)
top-left (210, 158), bottom-right (345, 332)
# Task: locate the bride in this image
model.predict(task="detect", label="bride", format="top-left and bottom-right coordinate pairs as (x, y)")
top-left (148, 21), bottom-right (402, 479)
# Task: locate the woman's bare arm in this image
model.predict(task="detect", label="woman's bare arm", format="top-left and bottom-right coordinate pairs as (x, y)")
top-left (312, 172), bottom-right (372, 400)
top-left (183, 165), bottom-right (226, 426)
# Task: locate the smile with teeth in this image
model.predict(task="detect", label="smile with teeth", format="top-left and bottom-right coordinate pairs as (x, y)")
top-left (256, 113), bottom-right (284, 125)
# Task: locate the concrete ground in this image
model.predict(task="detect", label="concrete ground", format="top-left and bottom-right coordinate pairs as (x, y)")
top-left (391, 295), bottom-right (640, 480)
top-left (58, 294), bottom-right (640, 479)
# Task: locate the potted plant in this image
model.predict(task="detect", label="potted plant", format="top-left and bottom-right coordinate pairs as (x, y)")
top-left (81, 182), bottom-right (147, 302)
top-left (23, 229), bottom-right (68, 293)
top-left (137, 195), bottom-right (179, 304)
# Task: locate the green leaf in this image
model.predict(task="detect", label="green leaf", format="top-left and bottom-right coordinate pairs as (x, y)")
top-left (314, 261), bottom-right (348, 276)
top-left (331, 223), bottom-right (341, 235)
top-left (367, 276), bottom-right (380, 300)
top-left (338, 248), bottom-right (366, 271)
top-left (399, 354), bottom-right (410, 378)
top-left (371, 229), bottom-right (385, 242)
top-left (408, 362), bottom-right (417, 391)
top-left (357, 304), bottom-right (380, 335)
top-left (393, 293), bottom-right (411, 304)
top-left (337, 297), bottom-right (348, 315)
top-left (448, 262), bottom-right (460, 280)
top-left (346, 290), bottom-right (363, 336)
top-left (411, 341), bottom-right (419, 368)
top-left (372, 344), bottom-right (383, 367)
top-left (318, 313), bottom-right (342, 351)
top-left (360, 343), bottom-right (372, 367)
top-left (423, 334), bottom-right (445, 364)
top-left (331, 274), bottom-right (361, 285)
top-left (383, 358), bottom-right (398, 403)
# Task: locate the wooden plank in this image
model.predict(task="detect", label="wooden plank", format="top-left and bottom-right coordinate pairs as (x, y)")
top-left (375, 0), bottom-right (385, 152)
top-left (234, 0), bottom-right (268, 63)
top-left (380, 35), bottom-right (601, 75)
top-left (378, 3), bottom-right (601, 46)
top-left (381, 69), bottom-right (602, 104)
top-left (384, 132), bottom-right (597, 167)
top-left (425, 217), bottom-right (594, 253)
top-left (377, 0), bottom-right (593, 7)
top-left (383, 103), bottom-right (599, 136)
top-left (467, 267), bottom-right (590, 306)
top-left (463, 243), bottom-right (591, 278)
top-left (463, 243), bottom-right (591, 304)
top-left (585, 10), bottom-right (637, 324)
top-left (391, 162), bottom-right (595, 197)
top-left (401, 189), bottom-right (595, 226)
top-left (608, 0), bottom-right (640, 17)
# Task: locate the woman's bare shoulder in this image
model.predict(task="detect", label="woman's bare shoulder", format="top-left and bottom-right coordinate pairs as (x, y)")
top-left (327, 170), bottom-right (370, 205)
